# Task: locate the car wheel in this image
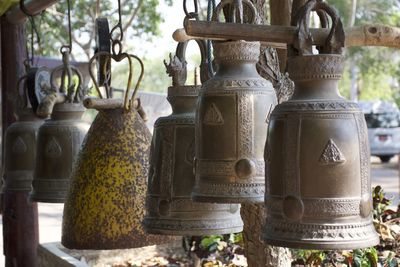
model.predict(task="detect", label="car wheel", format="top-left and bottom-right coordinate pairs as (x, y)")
top-left (379, 156), bottom-right (393, 163)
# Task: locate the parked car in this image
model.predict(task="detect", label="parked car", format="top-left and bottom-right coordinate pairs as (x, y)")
top-left (359, 101), bottom-right (400, 163)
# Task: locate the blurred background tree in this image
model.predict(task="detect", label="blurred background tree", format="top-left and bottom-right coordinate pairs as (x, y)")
top-left (25, 0), bottom-right (400, 101)
top-left (327, 0), bottom-right (400, 105)
top-left (31, 0), bottom-right (172, 60)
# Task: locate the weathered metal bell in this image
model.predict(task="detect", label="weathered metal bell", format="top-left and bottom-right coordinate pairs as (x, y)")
top-left (143, 40), bottom-right (243, 235)
top-left (30, 51), bottom-right (90, 203)
top-left (62, 51), bottom-right (173, 249)
top-left (3, 110), bottom-right (42, 192)
top-left (192, 2), bottom-right (277, 203)
top-left (2, 67), bottom-right (49, 192)
top-left (263, 0), bottom-right (379, 250)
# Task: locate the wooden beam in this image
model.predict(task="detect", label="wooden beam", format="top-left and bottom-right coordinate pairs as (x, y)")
top-left (1, 18), bottom-right (39, 267)
top-left (6, 0), bottom-right (58, 24)
top-left (183, 20), bottom-right (400, 49)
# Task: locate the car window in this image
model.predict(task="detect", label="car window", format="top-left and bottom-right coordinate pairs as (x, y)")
top-left (364, 113), bottom-right (400, 128)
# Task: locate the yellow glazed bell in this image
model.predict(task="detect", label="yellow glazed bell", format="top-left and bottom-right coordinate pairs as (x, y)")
top-left (62, 50), bottom-right (172, 249)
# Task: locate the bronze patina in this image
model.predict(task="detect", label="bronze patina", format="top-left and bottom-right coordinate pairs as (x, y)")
top-left (263, 0), bottom-right (379, 250)
top-left (192, 0), bottom-right (277, 203)
top-left (30, 51), bottom-right (90, 203)
top-left (143, 40), bottom-right (243, 235)
top-left (2, 67), bottom-right (49, 192)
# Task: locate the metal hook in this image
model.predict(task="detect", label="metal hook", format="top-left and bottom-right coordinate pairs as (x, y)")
top-left (109, 0), bottom-right (124, 42)
top-left (183, 0), bottom-right (199, 19)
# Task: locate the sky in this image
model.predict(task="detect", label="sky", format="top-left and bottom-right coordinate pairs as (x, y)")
top-left (132, 1), bottom-right (190, 59)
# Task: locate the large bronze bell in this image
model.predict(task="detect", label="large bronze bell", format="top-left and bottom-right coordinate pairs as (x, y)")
top-left (30, 51), bottom-right (90, 203)
top-left (263, 0), bottom-right (379, 250)
top-left (192, 1), bottom-right (277, 203)
top-left (143, 40), bottom-right (243, 235)
top-left (2, 67), bottom-right (50, 192)
top-left (62, 49), bottom-right (172, 249)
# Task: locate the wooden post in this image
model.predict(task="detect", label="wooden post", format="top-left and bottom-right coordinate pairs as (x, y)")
top-left (270, 0), bottom-right (291, 71)
top-left (1, 17), bottom-right (39, 267)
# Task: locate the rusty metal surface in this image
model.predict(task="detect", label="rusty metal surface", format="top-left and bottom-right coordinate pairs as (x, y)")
top-left (62, 106), bottom-right (173, 249)
top-left (192, 40), bottom-right (277, 203)
top-left (263, 0), bottom-right (379, 250)
top-left (143, 41), bottom-right (243, 235)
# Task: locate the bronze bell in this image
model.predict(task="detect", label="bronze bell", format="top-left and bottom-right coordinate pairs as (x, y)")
top-left (192, 1), bottom-right (277, 203)
top-left (263, 0), bottom-right (379, 250)
top-left (62, 48), bottom-right (173, 249)
top-left (143, 40), bottom-right (243, 235)
top-left (2, 67), bottom-right (50, 192)
top-left (30, 51), bottom-right (90, 203)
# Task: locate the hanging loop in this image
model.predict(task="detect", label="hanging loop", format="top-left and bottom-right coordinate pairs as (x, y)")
top-left (20, 0), bottom-right (42, 66)
top-left (89, 51), bottom-right (144, 111)
top-left (109, 0), bottom-right (124, 42)
top-left (212, 0), bottom-right (256, 24)
top-left (50, 51), bottom-right (83, 103)
top-left (183, 0), bottom-right (199, 19)
top-left (61, 0), bottom-right (73, 53)
top-left (292, 0), bottom-right (345, 55)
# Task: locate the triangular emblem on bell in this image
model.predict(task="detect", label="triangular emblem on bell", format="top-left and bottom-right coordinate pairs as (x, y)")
top-left (263, 0), bottom-right (379, 250)
top-left (143, 40), bottom-right (243, 235)
top-left (62, 48), bottom-right (173, 249)
top-left (203, 103), bottom-right (224, 125)
top-left (30, 51), bottom-right (90, 203)
top-left (319, 139), bottom-right (346, 165)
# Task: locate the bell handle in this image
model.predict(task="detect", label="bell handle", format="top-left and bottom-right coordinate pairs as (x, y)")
top-left (292, 0), bottom-right (345, 55)
top-left (50, 52), bottom-right (84, 103)
top-left (126, 54), bottom-right (144, 111)
top-left (88, 50), bottom-right (143, 112)
top-left (88, 50), bottom-right (133, 108)
top-left (211, 0), bottom-right (257, 24)
top-left (175, 39), bottom-right (211, 84)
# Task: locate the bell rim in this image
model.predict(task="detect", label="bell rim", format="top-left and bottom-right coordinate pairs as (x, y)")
top-left (191, 193), bottom-right (264, 204)
top-left (142, 217), bottom-right (243, 236)
top-left (263, 234), bottom-right (380, 250)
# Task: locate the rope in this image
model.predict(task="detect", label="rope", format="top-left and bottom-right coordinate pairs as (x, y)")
top-left (207, 0), bottom-right (216, 76)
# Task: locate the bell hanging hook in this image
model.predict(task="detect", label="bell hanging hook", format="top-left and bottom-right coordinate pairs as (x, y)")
top-left (61, 0), bottom-right (73, 54)
top-left (20, 0), bottom-right (42, 67)
top-left (109, 0), bottom-right (124, 43)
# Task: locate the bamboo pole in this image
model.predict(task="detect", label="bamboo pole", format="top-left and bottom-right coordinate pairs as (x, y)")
top-left (6, 0), bottom-right (58, 24)
top-left (180, 20), bottom-right (400, 49)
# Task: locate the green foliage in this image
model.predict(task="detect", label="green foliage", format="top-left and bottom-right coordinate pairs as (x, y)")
top-left (292, 186), bottom-right (400, 266)
top-left (28, 0), bottom-right (172, 59)
top-left (326, 0), bottom-right (400, 104)
top-left (372, 185), bottom-right (392, 220)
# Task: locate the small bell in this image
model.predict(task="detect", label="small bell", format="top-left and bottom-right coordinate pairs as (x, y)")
top-left (62, 49), bottom-right (173, 249)
top-left (2, 67), bottom-right (49, 193)
top-left (263, 0), bottom-right (379, 250)
top-left (143, 40), bottom-right (243, 235)
top-left (192, 0), bottom-right (277, 203)
top-left (30, 51), bottom-right (90, 203)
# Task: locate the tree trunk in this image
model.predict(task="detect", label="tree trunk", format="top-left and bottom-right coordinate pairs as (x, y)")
top-left (240, 1), bottom-right (293, 267)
